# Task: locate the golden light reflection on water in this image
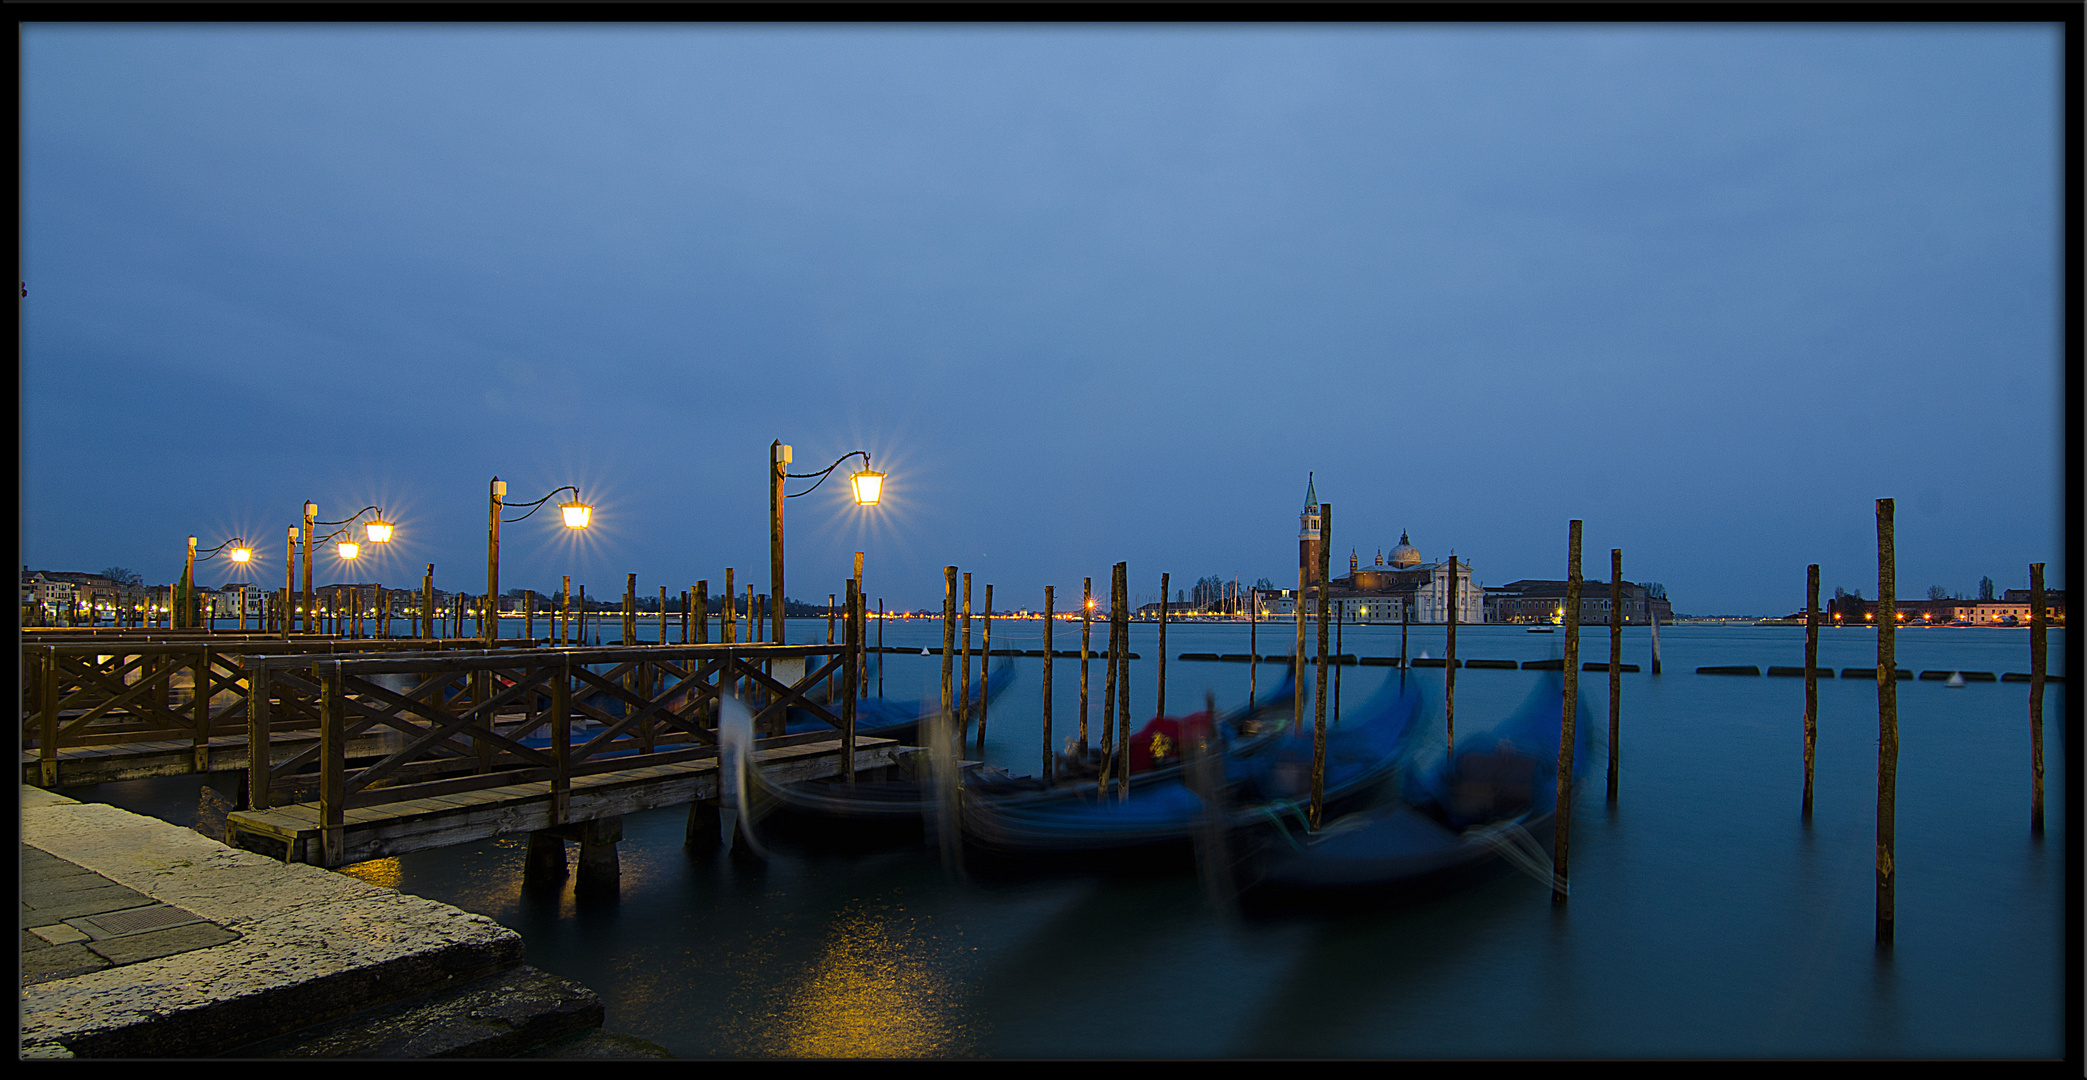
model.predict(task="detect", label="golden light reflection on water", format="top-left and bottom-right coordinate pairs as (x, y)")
top-left (340, 857), bottom-right (403, 889)
top-left (766, 905), bottom-right (970, 1058)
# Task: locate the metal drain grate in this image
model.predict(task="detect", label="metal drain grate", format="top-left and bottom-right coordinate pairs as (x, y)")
top-left (74, 904), bottom-right (206, 938)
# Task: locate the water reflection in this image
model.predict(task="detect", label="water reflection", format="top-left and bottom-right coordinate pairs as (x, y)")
top-left (340, 857), bottom-right (403, 889)
top-left (766, 902), bottom-right (972, 1058)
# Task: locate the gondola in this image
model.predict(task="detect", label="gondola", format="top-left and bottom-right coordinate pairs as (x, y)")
top-left (957, 670), bottom-right (1422, 865)
top-left (781, 658), bottom-right (1015, 742)
top-left (759, 670), bottom-right (1299, 833)
top-left (1239, 672), bottom-right (1593, 910)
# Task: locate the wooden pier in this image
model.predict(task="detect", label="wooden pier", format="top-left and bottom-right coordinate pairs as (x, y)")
top-left (220, 642), bottom-right (893, 870)
top-left (22, 635), bottom-right (546, 787)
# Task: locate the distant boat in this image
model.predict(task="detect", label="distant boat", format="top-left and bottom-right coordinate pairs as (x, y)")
top-left (1527, 628), bottom-right (1555, 634)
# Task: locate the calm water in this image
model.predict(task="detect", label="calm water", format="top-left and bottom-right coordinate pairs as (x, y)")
top-left (75, 620), bottom-right (2070, 1058)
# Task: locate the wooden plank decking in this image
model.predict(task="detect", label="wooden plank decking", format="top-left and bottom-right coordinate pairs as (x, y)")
top-left (225, 734), bottom-right (900, 867)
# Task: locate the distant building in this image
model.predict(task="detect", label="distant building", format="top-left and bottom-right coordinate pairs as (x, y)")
top-left (1486, 579), bottom-right (1673, 626)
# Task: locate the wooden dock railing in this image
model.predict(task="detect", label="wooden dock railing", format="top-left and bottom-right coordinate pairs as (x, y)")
top-left (237, 643), bottom-right (859, 866)
top-left (20, 637), bottom-right (548, 787)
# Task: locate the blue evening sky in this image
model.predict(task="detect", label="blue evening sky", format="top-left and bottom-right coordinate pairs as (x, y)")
top-left (20, 24), bottom-right (2067, 613)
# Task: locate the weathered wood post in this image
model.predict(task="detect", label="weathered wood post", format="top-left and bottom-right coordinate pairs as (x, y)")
top-left (560, 576), bottom-right (572, 645)
top-left (301, 501), bottom-right (316, 634)
top-left (284, 527), bottom-right (298, 634)
top-left (1400, 594), bottom-right (1409, 671)
top-left (854, 552), bottom-right (866, 699)
top-left (576, 585), bottom-right (587, 646)
top-left (1043, 585), bottom-right (1056, 779)
top-left (1804, 563), bottom-right (1820, 820)
top-left (979, 583), bottom-right (994, 748)
top-left (1116, 561), bottom-right (1132, 798)
top-left (193, 645), bottom-right (212, 772)
top-left (1446, 552), bottom-right (1458, 751)
top-left (320, 662), bottom-right (345, 867)
top-left (1080, 576), bottom-right (1093, 754)
top-left (844, 577), bottom-right (858, 786)
top-left (1248, 587), bottom-right (1258, 710)
top-left (1311, 505), bottom-right (1332, 829)
top-left (423, 565), bottom-right (436, 640)
top-left (623, 574), bottom-right (637, 646)
top-left (40, 648), bottom-right (60, 788)
top-left (1555, 519), bottom-right (1583, 905)
top-left (694, 581), bottom-right (709, 644)
top-left (942, 567), bottom-right (957, 718)
top-left (770, 440), bottom-right (788, 649)
top-left (245, 662), bottom-right (271, 810)
top-left (1876, 497), bottom-right (1897, 945)
top-left (552, 654), bottom-right (572, 827)
top-left (878, 599), bottom-right (885, 698)
top-left (659, 586), bottom-right (668, 647)
top-left (1294, 564), bottom-right (1307, 734)
top-left (960, 573), bottom-right (974, 740)
top-left (723, 569), bottom-right (735, 645)
top-left (1608, 548), bottom-right (1622, 803)
top-left (1100, 571), bottom-right (1119, 793)
top-left (2031, 562), bottom-right (2046, 835)
top-left (1157, 573), bottom-right (1171, 720)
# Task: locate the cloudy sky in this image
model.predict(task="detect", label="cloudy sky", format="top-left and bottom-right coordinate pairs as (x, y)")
top-left (20, 23), bottom-right (2067, 613)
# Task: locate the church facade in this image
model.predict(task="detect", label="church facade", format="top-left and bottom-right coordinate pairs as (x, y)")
top-left (1294, 478), bottom-right (1481, 625)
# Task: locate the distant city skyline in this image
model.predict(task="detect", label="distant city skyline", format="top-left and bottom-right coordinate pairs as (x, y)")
top-left (21, 24), bottom-right (2069, 613)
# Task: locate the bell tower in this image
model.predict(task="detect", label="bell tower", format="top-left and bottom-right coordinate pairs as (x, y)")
top-left (1298, 473), bottom-right (1321, 588)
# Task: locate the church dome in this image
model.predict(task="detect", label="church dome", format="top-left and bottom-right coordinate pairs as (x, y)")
top-left (1388, 531), bottom-right (1423, 568)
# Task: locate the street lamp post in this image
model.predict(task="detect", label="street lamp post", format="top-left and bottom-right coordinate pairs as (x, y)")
top-left (770, 444), bottom-right (884, 645)
top-left (486, 480), bottom-right (592, 647)
top-left (188, 537), bottom-right (253, 632)
top-left (305, 506), bottom-right (396, 636)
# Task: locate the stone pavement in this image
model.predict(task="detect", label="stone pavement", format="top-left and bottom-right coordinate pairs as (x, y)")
top-left (18, 785), bottom-right (551, 1057)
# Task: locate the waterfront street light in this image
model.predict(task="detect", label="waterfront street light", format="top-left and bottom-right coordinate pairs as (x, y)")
top-left (771, 444), bottom-right (885, 645)
top-left (185, 536), bottom-right (254, 630)
top-left (304, 505), bottom-right (395, 632)
top-left (487, 479), bottom-right (592, 646)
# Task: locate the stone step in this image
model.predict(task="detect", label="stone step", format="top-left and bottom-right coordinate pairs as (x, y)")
top-left (217, 965), bottom-right (608, 1058)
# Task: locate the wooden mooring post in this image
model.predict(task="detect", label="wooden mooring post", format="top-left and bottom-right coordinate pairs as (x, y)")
top-left (1608, 548), bottom-right (1622, 803)
top-left (1555, 519), bottom-right (1583, 905)
top-left (1156, 573), bottom-right (1170, 720)
top-left (1099, 570), bottom-right (1119, 795)
top-left (2029, 561), bottom-right (2046, 836)
top-left (941, 567), bottom-right (957, 717)
top-left (959, 572), bottom-right (973, 741)
top-left (1446, 551), bottom-right (1458, 752)
top-left (1042, 585), bottom-right (1055, 779)
top-left (1080, 577), bottom-right (1092, 754)
top-left (1311, 505), bottom-right (1331, 828)
top-left (978, 583), bottom-right (993, 749)
top-left (1804, 563), bottom-right (1820, 820)
top-left (1876, 497), bottom-right (1897, 945)
top-left (1115, 561), bottom-right (1131, 798)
